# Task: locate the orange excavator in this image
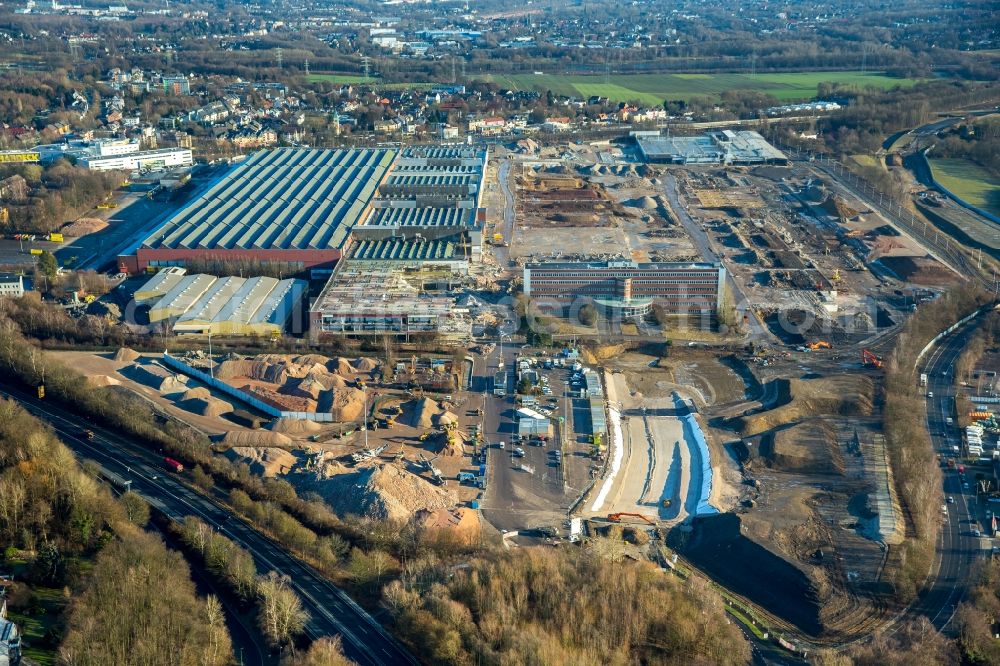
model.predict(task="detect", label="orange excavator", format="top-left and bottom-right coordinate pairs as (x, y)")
top-left (807, 341), bottom-right (831, 351)
top-left (862, 349), bottom-right (883, 369)
top-left (607, 513), bottom-right (654, 525)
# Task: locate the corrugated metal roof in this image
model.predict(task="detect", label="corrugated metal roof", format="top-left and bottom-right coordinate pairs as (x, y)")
top-left (364, 206), bottom-right (473, 227)
top-left (349, 238), bottom-right (457, 262)
top-left (177, 276), bottom-right (247, 324)
top-left (142, 148), bottom-right (396, 251)
top-left (151, 274), bottom-right (218, 316)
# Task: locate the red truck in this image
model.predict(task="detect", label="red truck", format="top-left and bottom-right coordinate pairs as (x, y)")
top-left (163, 457), bottom-right (184, 473)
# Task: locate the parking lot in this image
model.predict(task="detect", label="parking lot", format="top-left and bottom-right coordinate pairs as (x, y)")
top-left (479, 349), bottom-right (604, 532)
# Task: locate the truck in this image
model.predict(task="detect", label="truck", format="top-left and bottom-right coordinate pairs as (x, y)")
top-left (78, 428), bottom-right (95, 440)
top-left (920, 373), bottom-right (928, 387)
top-left (163, 457), bottom-right (184, 473)
top-left (46, 232), bottom-right (64, 243)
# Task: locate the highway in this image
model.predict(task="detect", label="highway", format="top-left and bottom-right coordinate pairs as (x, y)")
top-left (0, 384), bottom-right (420, 666)
top-left (909, 320), bottom-right (987, 632)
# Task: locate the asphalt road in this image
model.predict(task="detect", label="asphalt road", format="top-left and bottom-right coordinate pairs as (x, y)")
top-left (910, 321), bottom-right (988, 632)
top-left (0, 384), bottom-right (420, 666)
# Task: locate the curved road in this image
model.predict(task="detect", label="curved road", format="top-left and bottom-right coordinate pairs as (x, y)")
top-left (910, 320), bottom-right (986, 631)
top-left (0, 384), bottom-right (420, 666)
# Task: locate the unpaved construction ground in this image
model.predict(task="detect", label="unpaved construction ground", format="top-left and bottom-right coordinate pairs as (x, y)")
top-left (683, 355), bottom-right (896, 639)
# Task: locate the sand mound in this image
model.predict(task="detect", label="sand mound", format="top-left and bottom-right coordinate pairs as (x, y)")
top-left (159, 375), bottom-right (187, 394)
top-left (324, 387), bottom-right (365, 422)
top-left (225, 447), bottom-right (296, 477)
top-left (318, 463), bottom-right (456, 522)
top-left (293, 354), bottom-right (330, 367)
top-left (270, 418), bottom-right (323, 435)
top-left (113, 347), bottom-right (139, 364)
top-left (180, 396), bottom-right (233, 418)
top-left (62, 217), bottom-right (108, 236)
top-left (181, 387), bottom-right (211, 401)
top-left (329, 357), bottom-right (354, 375)
top-left (438, 432), bottom-right (465, 457)
top-left (435, 411), bottom-right (458, 427)
top-left (626, 196), bottom-right (658, 209)
top-left (739, 375), bottom-right (875, 437)
top-left (405, 397), bottom-right (441, 429)
top-left (353, 357), bottom-right (378, 372)
top-left (85, 374), bottom-right (121, 388)
top-left (221, 430), bottom-right (293, 448)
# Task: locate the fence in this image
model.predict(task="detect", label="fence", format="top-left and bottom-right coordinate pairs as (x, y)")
top-left (161, 352), bottom-right (337, 422)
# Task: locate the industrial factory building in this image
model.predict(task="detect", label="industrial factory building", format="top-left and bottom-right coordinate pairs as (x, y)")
top-left (118, 147), bottom-right (397, 273)
top-left (141, 269), bottom-right (306, 337)
top-left (308, 146), bottom-right (487, 340)
top-left (637, 130), bottom-right (787, 165)
top-left (523, 260), bottom-right (726, 317)
top-left (308, 263), bottom-right (470, 341)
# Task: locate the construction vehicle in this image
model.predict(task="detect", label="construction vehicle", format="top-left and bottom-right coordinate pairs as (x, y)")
top-left (830, 269), bottom-right (841, 282)
top-left (607, 512), bottom-right (654, 525)
top-left (862, 349), bottom-right (883, 369)
top-left (96, 202), bottom-right (118, 209)
top-left (417, 453), bottom-right (445, 485)
top-left (46, 232), bottom-right (64, 243)
top-left (807, 341), bottom-right (831, 351)
top-left (350, 444), bottom-right (387, 463)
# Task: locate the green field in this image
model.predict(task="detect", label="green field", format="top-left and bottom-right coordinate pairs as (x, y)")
top-left (928, 158), bottom-right (1000, 218)
top-left (492, 71), bottom-right (921, 105)
top-left (306, 73), bottom-right (434, 90)
top-left (306, 73), bottom-right (369, 84)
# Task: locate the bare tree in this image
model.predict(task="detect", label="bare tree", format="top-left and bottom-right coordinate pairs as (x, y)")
top-left (257, 571), bottom-right (310, 647)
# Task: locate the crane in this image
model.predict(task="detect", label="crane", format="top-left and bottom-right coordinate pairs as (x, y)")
top-left (862, 349), bottom-right (883, 369)
top-left (607, 513), bottom-right (654, 525)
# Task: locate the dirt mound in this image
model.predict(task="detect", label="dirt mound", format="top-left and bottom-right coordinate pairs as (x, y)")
top-left (317, 463), bottom-right (456, 522)
top-left (879, 256), bottom-right (958, 285)
top-left (181, 387), bottom-right (211, 401)
top-left (180, 397), bottom-right (233, 418)
top-left (404, 397), bottom-right (441, 429)
top-left (225, 447), bottom-right (296, 477)
top-left (113, 347), bottom-right (139, 364)
top-left (739, 375), bottom-right (874, 437)
top-left (353, 357), bottom-right (378, 372)
top-left (221, 430), bottom-right (293, 448)
top-left (763, 421), bottom-right (844, 475)
top-left (62, 217), bottom-right (107, 236)
top-left (270, 418), bottom-right (323, 435)
top-left (820, 195), bottom-right (863, 220)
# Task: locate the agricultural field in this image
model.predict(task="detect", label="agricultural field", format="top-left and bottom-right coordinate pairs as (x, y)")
top-left (492, 71), bottom-right (921, 105)
top-left (928, 158), bottom-right (1000, 218)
